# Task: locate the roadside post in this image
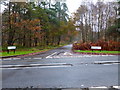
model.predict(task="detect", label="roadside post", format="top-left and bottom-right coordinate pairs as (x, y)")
top-left (91, 46), bottom-right (102, 52)
top-left (7, 46), bottom-right (16, 54)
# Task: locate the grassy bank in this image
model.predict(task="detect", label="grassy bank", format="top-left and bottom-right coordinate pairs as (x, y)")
top-left (1, 44), bottom-right (66, 57)
top-left (74, 50), bottom-right (120, 54)
top-left (1, 50), bottom-right (46, 57)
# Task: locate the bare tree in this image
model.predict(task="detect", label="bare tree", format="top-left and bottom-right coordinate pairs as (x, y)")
top-left (73, 1), bottom-right (118, 42)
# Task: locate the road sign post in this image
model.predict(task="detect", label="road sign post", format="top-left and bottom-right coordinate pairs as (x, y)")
top-left (91, 46), bottom-right (102, 52)
top-left (7, 46), bottom-right (16, 54)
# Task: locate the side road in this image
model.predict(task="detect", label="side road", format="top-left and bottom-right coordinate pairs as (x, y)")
top-left (1, 44), bottom-right (119, 59)
top-left (1, 45), bottom-right (67, 59)
top-left (1, 50), bottom-right (48, 59)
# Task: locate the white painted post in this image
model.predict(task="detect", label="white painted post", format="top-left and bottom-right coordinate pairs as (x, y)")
top-left (91, 46), bottom-right (102, 52)
top-left (7, 46), bottom-right (16, 53)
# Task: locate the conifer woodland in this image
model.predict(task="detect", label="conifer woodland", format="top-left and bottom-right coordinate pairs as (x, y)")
top-left (1, 0), bottom-right (120, 51)
top-left (2, 0), bottom-right (77, 48)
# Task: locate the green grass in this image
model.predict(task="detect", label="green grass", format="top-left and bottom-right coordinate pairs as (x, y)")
top-left (74, 50), bottom-right (120, 54)
top-left (1, 44), bottom-right (67, 57)
top-left (1, 50), bottom-right (48, 57)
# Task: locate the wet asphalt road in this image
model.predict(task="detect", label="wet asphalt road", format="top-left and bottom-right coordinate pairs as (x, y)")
top-left (1, 45), bottom-right (120, 88)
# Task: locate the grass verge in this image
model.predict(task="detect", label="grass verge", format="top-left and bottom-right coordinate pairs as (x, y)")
top-left (74, 50), bottom-right (120, 54)
top-left (1, 50), bottom-right (46, 57)
top-left (1, 44), bottom-right (66, 57)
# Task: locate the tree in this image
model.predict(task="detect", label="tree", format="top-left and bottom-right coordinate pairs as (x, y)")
top-left (73, 1), bottom-right (118, 43)
top-left (2, 0), bottom-right (76, 48)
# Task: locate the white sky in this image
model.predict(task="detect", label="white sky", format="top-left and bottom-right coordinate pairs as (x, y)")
top-left (0, 0), bottom-right (116, 13)
top-left (66, 0), bottom-right (82, 14)
top-left (66, 0), bottom-right (116, 15)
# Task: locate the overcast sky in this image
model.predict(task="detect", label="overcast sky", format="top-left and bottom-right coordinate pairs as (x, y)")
top-left (0, 0), bottom-right (116, 13)
top-left (66, 0), bottom-right (82, 14)
top-left (66, 0), bottom-right (116, 15)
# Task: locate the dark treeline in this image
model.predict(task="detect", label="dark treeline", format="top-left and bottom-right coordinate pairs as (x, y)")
top-left (2, 1), bottom-right (77, 47)
top-left (2, 1), bottom-right (119, 48)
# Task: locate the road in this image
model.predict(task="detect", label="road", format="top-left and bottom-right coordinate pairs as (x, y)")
top-left (1, 45), bottom-right (120, 89)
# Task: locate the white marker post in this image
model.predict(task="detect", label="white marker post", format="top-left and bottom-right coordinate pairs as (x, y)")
top-left (7, 46), bottom-right (16, 54)
top-left (91, 46), bottom-right (102, 51)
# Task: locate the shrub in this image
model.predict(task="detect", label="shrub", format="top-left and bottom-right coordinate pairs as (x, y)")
top-left (72, 40), bottom-right (120, 51)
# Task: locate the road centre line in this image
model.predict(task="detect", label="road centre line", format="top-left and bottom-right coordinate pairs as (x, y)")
top-left (29, 63), bottom-right (68, 66)
top-left (1, 65), bottom-right (71, 70)
top-left (1, 63), bottom-right (72, 69)
top-left (1, 63), bottom-right (70, 68)
top-left (62, 86), bottom-right (120, 90)
top-left (94, 61), bottom-right (120, 63)
top-left (2, 58), bottom-right (21, 61)
top-left (2, 58), bottom-right (12, 60)
top-left (89, 86), bottom-right (120, 89)
top-left (90, 86), bottom-right (108, 89)
top-left (33, 58), bottom-right (42, 59)
top-left (2, 57), bottom-right (42, 61)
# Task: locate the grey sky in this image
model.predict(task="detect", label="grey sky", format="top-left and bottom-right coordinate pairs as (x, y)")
top-left (66, 0), bottom-right (116, 15)
top-left (0, 0), bottom-right (116, 13)
top-left (66, 0), bottom-right (82, 14)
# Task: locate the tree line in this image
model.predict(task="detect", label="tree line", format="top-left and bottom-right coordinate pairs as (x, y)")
top-left (2, 1), bottom-right (77, 47)
top-left (73, 1), bottom-right (120, 43)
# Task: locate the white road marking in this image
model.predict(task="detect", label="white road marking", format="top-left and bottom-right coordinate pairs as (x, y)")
top-left (2, 58), bottom-right (12, 60)
top-left (103, 63), bottom-right (120, 65)
top-left (81, 85), bottom-right (84, 87)
top-left (2, 65), bottom-right (71, 70)
top-left (94, 61), bottom-right (120, 64)
top-left (33, 58), bottom-right (42, 59)
top-left (1, 63), bottom-right (71, 68)
top-left (94, 61), bottom-right (120, 65)
top-left (103, 64), bottom-right (112, 65)
top-left (90, 86), bottom-right (108, 88)
top-left (2, 58), bottom-right (21, 60)
top-left (54, 56), bottom-right (60, 58)
top-left (29, 63), bottom-right (67, 66)
top-left (113, 86), bottom-right (120, 89)
top-left (46, 52), bottom-right (57, 58)
top-left (62, 86), bottom-right (120, 90)
top-left (24, 58), bottom-right (32, 59)
top-left (12, 58), bottom-right (20, 60)
top-left (1, 63), bottom-right (71, 70)
top-left (50, 54), bottom-right (115, 59)
top-left (63, 52), bottom-right (72, 56)
top-left (24, 65), bottom-right (71, 69)
top-left (94, 61), bottom-right (119, 63)
top-left (1, 64), bottom-right (26, 68)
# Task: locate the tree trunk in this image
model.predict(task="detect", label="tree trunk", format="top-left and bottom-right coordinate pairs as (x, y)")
top-left (57, 36), bottom-right (61, 45)
top-left (34, 38), bottom-right (38, 46)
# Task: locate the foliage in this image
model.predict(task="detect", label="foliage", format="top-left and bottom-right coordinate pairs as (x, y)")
top-left (73, 1), bottom-right (119, 42)
top-left (106, 25), bottom-right (120, 38)
top-left (1, 44), bottom-right (66, 57)
top-left (2, 1), bottom-right (76, 47)
top-left (72, 40), bottom-right (120, 51)
top-left (74, 50), bottom-right (119, 54)
top-left (1, 50), bottom-right (42, 57)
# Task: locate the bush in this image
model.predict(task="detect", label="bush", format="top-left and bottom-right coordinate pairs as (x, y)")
top-left (72, 40), bottom-right (120, 51)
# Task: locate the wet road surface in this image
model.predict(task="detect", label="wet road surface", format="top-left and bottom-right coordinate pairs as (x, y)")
top-left (1, 45), bottom-right (120, 89)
